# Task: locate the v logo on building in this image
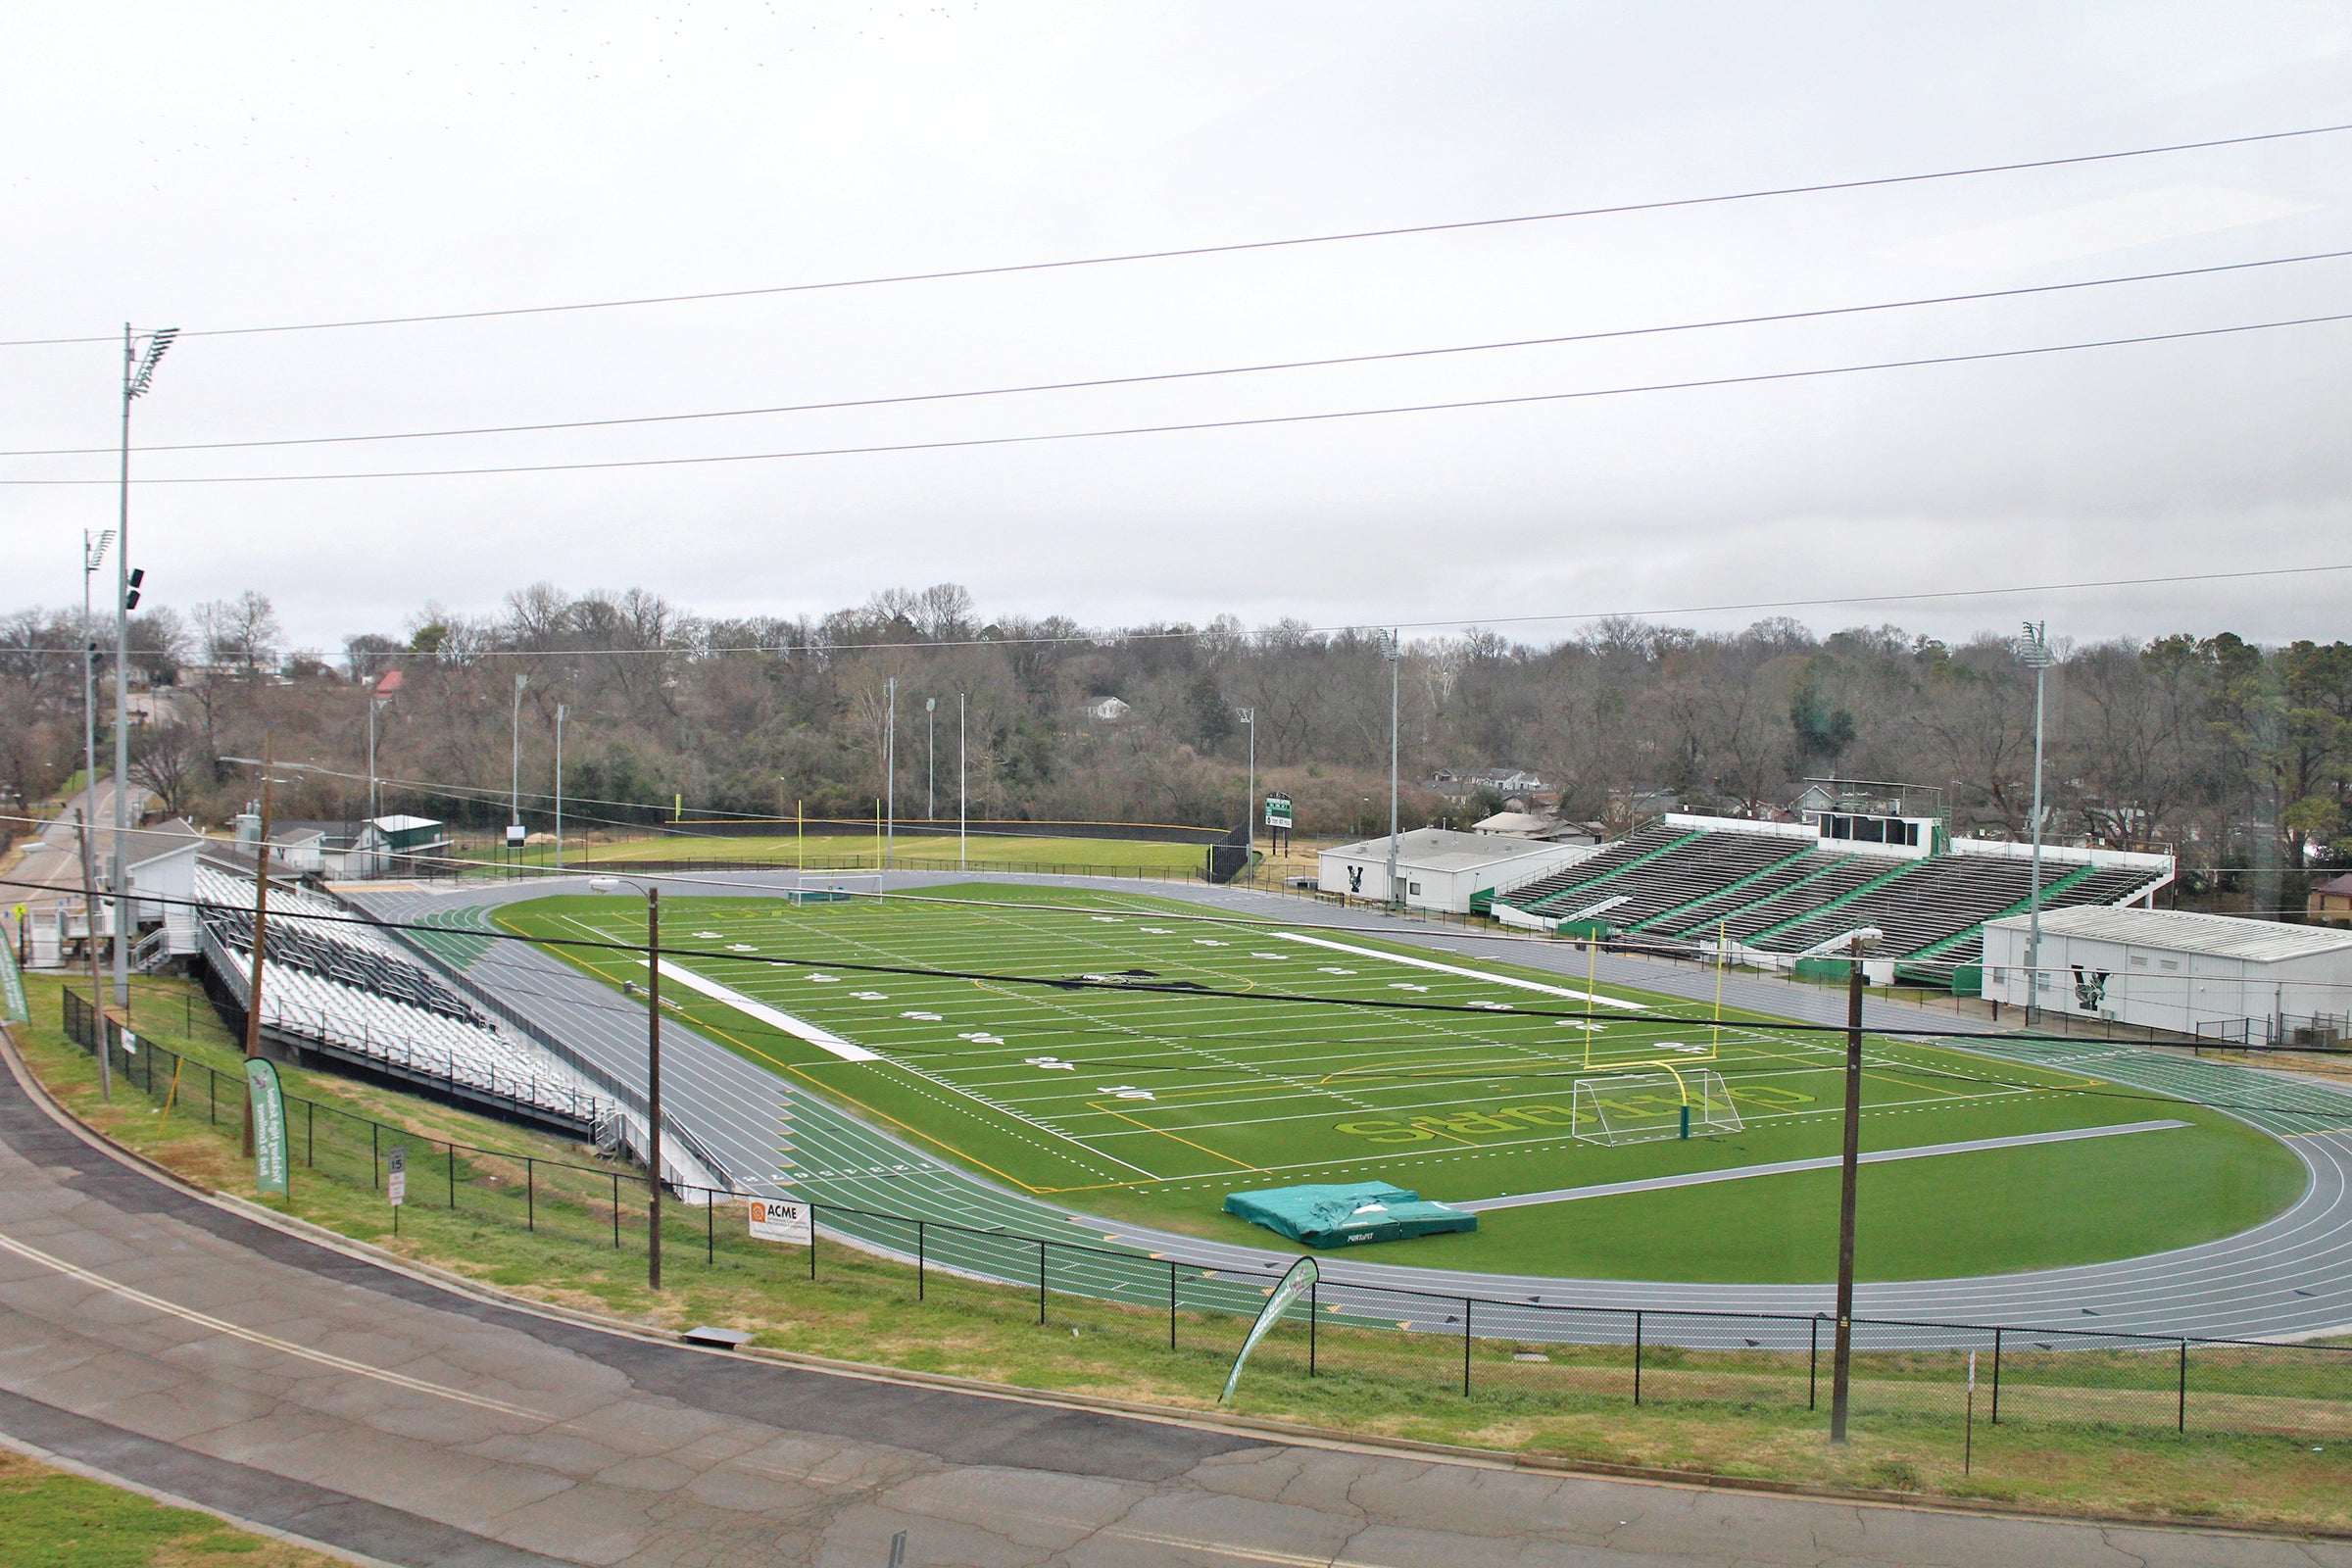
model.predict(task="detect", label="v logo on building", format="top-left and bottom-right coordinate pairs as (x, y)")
top-left (2072, 965), bottom-right (2110, 1012)
top-left (1347, 865), bottom-right (1364, 894)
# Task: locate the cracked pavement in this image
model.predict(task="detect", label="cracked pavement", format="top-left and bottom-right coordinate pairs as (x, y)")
top-left (2, 1030), bottom-right (2347, 1567)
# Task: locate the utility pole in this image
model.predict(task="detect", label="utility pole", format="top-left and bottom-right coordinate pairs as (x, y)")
top-left (80, 529), bottom-right (114, 1102)
top-left (588, 877), bottom-right (663, 1291)
top-left (2016, 623), bottom-right (2056, 1022)
top-left (554, 704), bottom-right (568, 871)
top-left (509, 673), bottom-right (528, 854)
top-left (114, 323), bottom-right (175, 1013)
top-left (76, 808), bottom-right (110, 1102)
top-left (926, 697), bottom-right (937, 821)
top-left (1385, 630), bottom-right (1401, 906)
top-left (1829, 928), bottom-right (1879, 1442)
top-left (240, 747), bottom-right (279, 1159)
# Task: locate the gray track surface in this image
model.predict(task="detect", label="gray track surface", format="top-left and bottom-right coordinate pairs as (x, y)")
top-left (346, 873), bottom-right (2352, 1346)
top-left (6, 1044), bottom-right (2338, 1568)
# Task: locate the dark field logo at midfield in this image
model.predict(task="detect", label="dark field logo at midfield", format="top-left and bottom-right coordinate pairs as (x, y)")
top-left (2072, 965), bottom-right (2110, 1012)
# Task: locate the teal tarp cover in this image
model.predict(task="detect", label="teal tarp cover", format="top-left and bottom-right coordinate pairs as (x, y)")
top-left (1223, 1181), bottom-right (1477, 1249)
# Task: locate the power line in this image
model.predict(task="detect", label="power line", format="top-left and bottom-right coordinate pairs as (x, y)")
top-left (10, 247), bottom-right (2346, 461)
top-left (6, 311), bottom-right (2347, 487)
top-left (5, 120), bottom-right (2347, 350)
top-left (3, 560), bottom-right (2349, 662)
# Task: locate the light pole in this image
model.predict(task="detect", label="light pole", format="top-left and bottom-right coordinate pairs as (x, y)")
top-left (1828, 925), bottom-right (1883, 1444)
top-left (114, 324), bottom-right (175, 1013)
top-left (589, 875), bottom-right (664, 1292)
top-left (926, 697), bottom-right (937, 821)
top-left (1384, 630), bottom-right (1401, 907)
top-left (884, 677), bottom-right (896, 867)
top-left (1237, 708), bottom-right (1256, 860)
top-left (957, 694), bottom-right (967, 869)
top-left (2015, 622), bottom-right (2057, 1021)
top-left (509, 673), bottom-right (529, 855)
top-left (554, 704), bottom-right (568, 871)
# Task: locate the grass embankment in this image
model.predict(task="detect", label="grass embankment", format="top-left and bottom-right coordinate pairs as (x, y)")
top-left (0, 1446), bottom-right (340, 1568)
top-left (13, 971), bottom-right (2352, 1531)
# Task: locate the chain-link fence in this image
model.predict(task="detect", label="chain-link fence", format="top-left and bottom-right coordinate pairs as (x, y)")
top-left (57, 987), bottom-right (2352, 1445)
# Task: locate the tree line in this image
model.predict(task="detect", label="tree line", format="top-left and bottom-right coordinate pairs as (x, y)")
top-left (2, 582), bottom-right (2344, 914)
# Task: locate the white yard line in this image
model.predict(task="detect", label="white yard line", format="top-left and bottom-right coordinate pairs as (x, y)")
top-left (1272, 932), bottom-right (1648, 1009)
top-left (651, 956), bottom-right (881, 1061)
top-left (1450, 1119), bottom-right (2190, 1212)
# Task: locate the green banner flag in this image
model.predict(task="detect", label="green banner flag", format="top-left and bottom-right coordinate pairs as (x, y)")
top-left (244, 1058), bottom-right (289, 1197)
top-left (0, 931), bottom-right (26, 1025)
top-left (1220, 1255), bottom-right (1319, 1405)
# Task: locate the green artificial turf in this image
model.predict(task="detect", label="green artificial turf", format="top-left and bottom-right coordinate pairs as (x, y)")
top-left (496, 883), bottom-right (2306, 1282)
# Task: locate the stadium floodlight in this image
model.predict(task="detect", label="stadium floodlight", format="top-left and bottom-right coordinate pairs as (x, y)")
top-left (113, 324), bottom-right (178, 1016)
top-left (1828, 924), bottom-right (1880, 1445)
top-left (2014, 621), bottom-right (2056, 1021)
top-left (1237, 708), bottom-right (1255, 860)
top-left (587, 874), bottom-right (666, 1291)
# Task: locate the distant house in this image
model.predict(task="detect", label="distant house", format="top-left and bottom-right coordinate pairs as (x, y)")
top-left (1086, 696), bottom-right (1131, 722)
top-left (1472, 811), bottom-right (1602, 845)
top-left (2311, 873), bottom-right (2352, 926)
top-left (1428, 765), bottom-right (1546, 802)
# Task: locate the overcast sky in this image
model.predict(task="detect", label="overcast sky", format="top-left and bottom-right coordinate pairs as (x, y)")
top-left (5, 2), bottom-right (2349, 658)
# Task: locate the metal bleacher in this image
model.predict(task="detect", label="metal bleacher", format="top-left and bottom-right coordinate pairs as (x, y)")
top-left (1488, 815), bottom-right (2171, 983)
top-left (1495, 822), bottom-right (1687, 912)
top-left (194, 861), bottom-right (609, 1133)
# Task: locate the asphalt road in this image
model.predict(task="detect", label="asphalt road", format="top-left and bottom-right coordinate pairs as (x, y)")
top-left (4, 778), bottom-right (151, 927)
top-left (2, 1014), bottom-right (2342, 1567)
top-left (342, 872), bottom-right (2352, 1345)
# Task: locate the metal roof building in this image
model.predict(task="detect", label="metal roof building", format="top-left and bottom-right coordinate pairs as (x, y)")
top-left (1982, 905), bottom-right (2352, 1046)
top-left (1317, 827), bottom-right (1595, 914)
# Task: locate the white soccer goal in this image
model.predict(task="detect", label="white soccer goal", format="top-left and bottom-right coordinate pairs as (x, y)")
top-left (1572, 1068), bottom-right (1744, 1146)
top-left (786, 872), bottom-right (885, 906)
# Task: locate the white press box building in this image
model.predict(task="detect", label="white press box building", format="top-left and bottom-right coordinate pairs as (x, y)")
top-left (1982, 905), bottom-right (2352, 1044)
top-left (1318, 827), bottom-right (1595, 914)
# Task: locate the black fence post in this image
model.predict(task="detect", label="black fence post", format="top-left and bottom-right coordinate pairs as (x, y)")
top-left (1990, 1328), bottom-right (2002, 1425)
top-left (208, 1068), bottom-right (216, 1125)
top-left (447, 1143), bottom-right (456, 1209)
top-left (1462, 1298), bottom-right (1473, 1396)
top-left (371, 1122), bottom-right (379, 1190)
top-left (1037, 1241), bottom-right (1047, 1325)
top-left (809, 1206), bottom-right (818, 1280)
top-left (916, 1221), bottom-right (926, 1300)
top-left (2178, 1339), bottom-right (2188, 1433)
top-left (1633, 1310), bottom-right (1643, 1406)
top-left (305, 1100), bottom-right (315, 1168)
top-left (1308, 1280), bottom-right (1318, 1376)
top-left (707, 1195), bottom-right (714, 1265)
top-left (1168, 1261), bottom-right (1178, 1349)
top-left (611, 1173), bottom-right (620, 1249)
top-left (525, 1158), bottom-right (534, 1231)
top-left (1809, 1317), bottom-right (1819, 1410)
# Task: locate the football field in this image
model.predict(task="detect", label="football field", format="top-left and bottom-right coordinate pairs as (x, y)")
top-left (497, 883), bottom-right (2302, 1281)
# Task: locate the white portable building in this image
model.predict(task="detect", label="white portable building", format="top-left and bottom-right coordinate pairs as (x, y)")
top-left (1317, 827), bottom-right (1595, 914)
top-left (1982, 905), bottom-right (2352, 1044)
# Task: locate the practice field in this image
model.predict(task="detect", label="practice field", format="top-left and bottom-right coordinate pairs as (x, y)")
top-left (493, 833), bottom-right (1212, 873)
top-left (498, 885), bottom-right (2304, 1282)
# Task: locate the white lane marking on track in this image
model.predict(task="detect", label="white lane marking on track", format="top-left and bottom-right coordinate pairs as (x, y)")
top-left (1273, 931), bottom-right (1648, 1008)
top-left (0, 1232), bottom-right (551, 1420)
top-left (650, 957), bottom-right (880, 1060)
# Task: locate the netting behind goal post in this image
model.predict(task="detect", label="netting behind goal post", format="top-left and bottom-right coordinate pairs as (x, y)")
top-left (788, 872), bottom-right (885, 905)
top-left (1572, 1068), bottom-right (1743, 1146)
